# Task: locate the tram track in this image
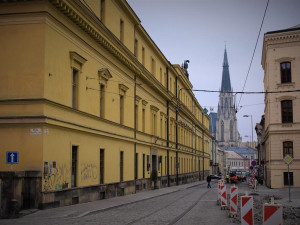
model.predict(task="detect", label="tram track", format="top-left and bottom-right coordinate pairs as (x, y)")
top-left (125, 182), bottom-right (216, 225)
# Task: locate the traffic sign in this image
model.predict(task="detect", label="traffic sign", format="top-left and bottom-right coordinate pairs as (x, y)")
top-left (6, 151), bottom-right (19, 164)
top-left (283, 154), bottom-right (293, 165)
top-left (251, 160), bottom-right (257, 166)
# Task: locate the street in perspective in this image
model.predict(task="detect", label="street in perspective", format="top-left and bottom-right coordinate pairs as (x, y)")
top-left (1, 179), bottom-right (300, 225)
top-left (1, 0), bottom-right (300, 225)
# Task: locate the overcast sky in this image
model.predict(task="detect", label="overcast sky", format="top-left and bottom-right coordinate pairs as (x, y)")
top-left (127, 0), bottom-right (300, 143)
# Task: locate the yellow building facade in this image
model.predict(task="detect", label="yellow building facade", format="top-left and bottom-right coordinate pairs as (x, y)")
top-left (0, 0), bottom-right (211, 212)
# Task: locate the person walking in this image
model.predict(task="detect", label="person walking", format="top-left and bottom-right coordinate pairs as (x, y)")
top-left (207, 175), bottom-right (212, 188)
top-left (226, 173), bottom-right (230, 183)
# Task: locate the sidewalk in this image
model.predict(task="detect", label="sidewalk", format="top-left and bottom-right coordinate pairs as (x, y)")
top-left (21, 180), bottom-right (208, 220)
top-left (234, 181), bottom-right (300, 208)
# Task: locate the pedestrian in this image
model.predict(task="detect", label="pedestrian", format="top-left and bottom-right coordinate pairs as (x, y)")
top-left (207, 175), bottom-right (211, 188)
top-left (226, 174), bottom-right (229, 183)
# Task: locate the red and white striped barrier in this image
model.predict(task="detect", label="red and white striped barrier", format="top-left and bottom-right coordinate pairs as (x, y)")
top-left (230, 186), bottom-right (238, 216)
top-left (263, 203), bottom-right (282, 225)
top-left (220, 184), bottom-right (227, 209)
top-left (217, 179), bottom-right (224, 205)
top-left (241, 196), bottom-right (253, 225)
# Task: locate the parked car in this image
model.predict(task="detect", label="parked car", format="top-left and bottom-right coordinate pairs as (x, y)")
top-left (210, 174), bottom-right (221, 180)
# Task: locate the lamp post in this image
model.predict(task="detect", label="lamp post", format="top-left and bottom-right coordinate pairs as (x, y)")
top-left (244, 135), bottom-right (250, 147)
top-left (243, 115), bottom-right (253, 148)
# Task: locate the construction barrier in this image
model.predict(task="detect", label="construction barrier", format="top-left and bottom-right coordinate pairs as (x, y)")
top-left (241, 196), bottom-right (253, 225)
top-left (217, 179), bottom-right (224, 205)
top-left (230, 186), bottom-right (238, 216)
top-left (220, 184), bottom-right (227, 209)
top-left (263, 203), bottom-right (282, 225)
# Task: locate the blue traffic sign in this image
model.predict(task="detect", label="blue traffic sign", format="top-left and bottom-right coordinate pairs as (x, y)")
top-left (6, 151), bottom-right (19, 164)
top-left (251, 160), bottom-right (257, 166)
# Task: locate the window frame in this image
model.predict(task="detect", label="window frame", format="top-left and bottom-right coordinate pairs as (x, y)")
top-left (280, 61), bottom-right (291, 83)
top-left (281, 100), bottom-right (293, 123)
top-left (283, 141), bottom-right (293, 158)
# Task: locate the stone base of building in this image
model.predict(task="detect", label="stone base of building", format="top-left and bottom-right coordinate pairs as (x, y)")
top-left (0, 171), bottom-right (206, 218)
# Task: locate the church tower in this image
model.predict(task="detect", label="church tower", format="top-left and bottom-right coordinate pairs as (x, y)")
top-left (216, 48), bottom-right (239, 147)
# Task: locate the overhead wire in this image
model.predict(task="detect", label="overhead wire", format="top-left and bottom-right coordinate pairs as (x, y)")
top-left (237, 0), bottom-right (270, 108)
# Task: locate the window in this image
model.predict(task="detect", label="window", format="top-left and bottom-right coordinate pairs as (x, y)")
top-left (142, 47), bottom-right (145, 65)
top-left (135, 153), bottom-right (138, 179)
top-left (170, 120), bottom-right (173, 141)
top-left (119, 84), bottom-right (129, 125)
top-left (281, 100), bottom-right (293, 123)
top-left (100, 149), bottom-right (104, 184)
top-left (281, 62), bottom-right (291, 83)
top-left (142, 108), bottom-right (145, 132)
top-left (135, 104), bottom-right (139, 130)
top-left (100, 0), bottom-right (105, 22)
top-left (151, 57), bottom-right (156, 75)
top-left (100, 84), bottom-right (105, 118)
top-left (170, 157), bottom-right (172, 175)
top-left (120, 19), bottom-right (124, 43)
top-left (284, 172), bottom-right (293, 186)
top-left (143, 154), bottom-right (145, 178)
top-left (120, 151), bottom-right (124, 182)
top-left (72, 69), bottom-right (79, 109)
top-left (164, 118), bottom-right (167, 140)
top-left (165, 156), bottom-right (167, 175)
top-left (120, 95), bottom-right (124, 124)
top-left (71, 146), bottom-right (78, 187)
top-left (134, 39), bottom-right (138, 57)
top-left (147, 155), bottom-right (150, 171)
top-left (70, 52), bottom-right (87, 109)
top-left (160, 115), bottom-right (163, 138)
top-left (151, 106), bottom-right (159, 136)
top-left (160, 68), bottom-right (162, 83)
top-left (283, 141), bottom-right (293, 157)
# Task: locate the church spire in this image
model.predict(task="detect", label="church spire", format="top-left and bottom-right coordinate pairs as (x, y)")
top-left (221, 48), bottom-right (231, 92)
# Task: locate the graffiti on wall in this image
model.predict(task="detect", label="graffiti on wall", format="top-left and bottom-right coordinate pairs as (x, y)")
top-left (43, 162), bottom-right (98, 191)
top-left (43, 164), bottom-right (70, 191)
top-left (80, 163), bottom-right (98, 182)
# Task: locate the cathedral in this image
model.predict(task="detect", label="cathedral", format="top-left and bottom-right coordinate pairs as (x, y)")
top-left (209, 48), bottom-right (240, 147)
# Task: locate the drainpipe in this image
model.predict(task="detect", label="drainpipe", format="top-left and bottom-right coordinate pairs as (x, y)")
top-left (175, 76), bottom-right (179, 185)
top-left (167, 100), bottom-right (170, 187)
top-left (134, 74), bottom-right (137, 193)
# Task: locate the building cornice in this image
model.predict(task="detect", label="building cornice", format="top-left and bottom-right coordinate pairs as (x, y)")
top-left (50, 0), bottom-right (142, 76)
top-left (262, 30), bottom-right (300, 68)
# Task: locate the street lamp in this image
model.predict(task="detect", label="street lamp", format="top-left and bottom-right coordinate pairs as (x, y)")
top-left (244, 135), bottom-right (250, 147)
top-left (243, 115), bottom-right (253, 148)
